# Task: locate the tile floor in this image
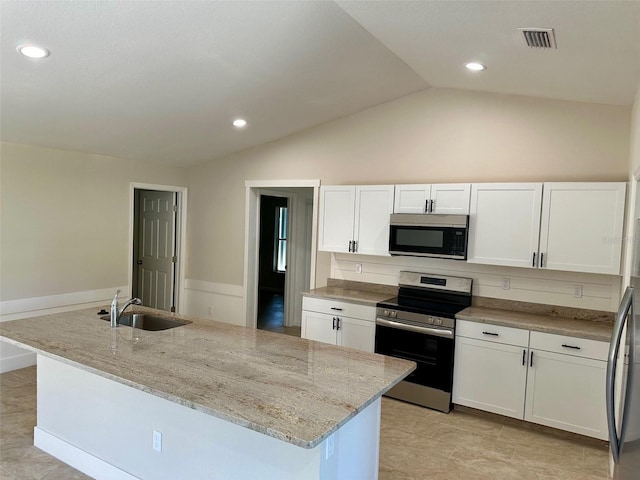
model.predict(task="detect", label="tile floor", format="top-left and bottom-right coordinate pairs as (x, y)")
top-left (0, 366), bottom-right (609, 479)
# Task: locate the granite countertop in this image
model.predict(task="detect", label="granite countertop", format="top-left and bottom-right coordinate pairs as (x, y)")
top-left (456, 306), bottom-right (613, 342)
top-left (0, 306), bottom-right (414, 449)
top-left (303, 286), bottom-right (396, 306)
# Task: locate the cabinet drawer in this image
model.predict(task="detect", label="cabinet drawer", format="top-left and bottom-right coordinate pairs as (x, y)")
top-left (456, 320), bottom-right (529, 347)
top-left (529, 331), bottom-right (608, 361)
top-left (302, 296), bottom-right (375, 321)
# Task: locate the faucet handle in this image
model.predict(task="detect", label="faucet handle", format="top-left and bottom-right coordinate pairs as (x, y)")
top-left (111, 289), bottom-right (122, 306)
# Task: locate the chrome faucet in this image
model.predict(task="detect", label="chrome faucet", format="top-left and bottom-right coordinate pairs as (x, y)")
top-left (110, 289), bottom-right (142, 328)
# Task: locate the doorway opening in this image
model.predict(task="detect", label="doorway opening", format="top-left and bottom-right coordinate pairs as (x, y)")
top-left (244, 180), bottom-right (319, 333)
top-left (129, 183), bottom-right (187, 313)
top-left (257, 195), bottom-right (289, 333)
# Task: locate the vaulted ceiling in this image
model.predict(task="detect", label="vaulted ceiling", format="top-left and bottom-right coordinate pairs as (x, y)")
top-left (1, 1), bottom-right (639, 167)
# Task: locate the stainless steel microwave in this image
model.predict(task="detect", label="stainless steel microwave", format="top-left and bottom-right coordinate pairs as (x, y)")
top-left (388, 214), bottom-right (469, 260)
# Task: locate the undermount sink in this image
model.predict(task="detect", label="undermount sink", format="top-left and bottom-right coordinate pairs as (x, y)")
top-left (100, 313), bottom-right (191, 331)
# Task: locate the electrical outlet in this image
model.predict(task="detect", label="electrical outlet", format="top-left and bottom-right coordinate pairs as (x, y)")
top-left (501, 277), bottom-right (511, 290)
top-left (574, 285), bottom-right (583, 298)
top-left (325, 433), bottom-right (335, 460)
top-left (153, 430), bottom-right (162, 452)
top-left (355, 263), bottom-right (362, 274)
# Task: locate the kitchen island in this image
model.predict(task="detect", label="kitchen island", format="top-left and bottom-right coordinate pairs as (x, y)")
top-left (0, 306), bottom-right (414, 480)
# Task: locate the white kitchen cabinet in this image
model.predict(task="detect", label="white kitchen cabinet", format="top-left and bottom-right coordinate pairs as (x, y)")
top-left (301, 297), bottom-right (376, 353)
top-left (393, 184), bottom-right (471, 215)
top-left (538, 182), bottom-right (626, 275)
top-left (318, 185), bottom-right (394, 256)
top-left (524, 331), bottom-right (608, 440)
top-left (453, 320), bottom-right (609, 439)
top-left (467, 182), bottom-right (626, 275)
top-left (467, 183), bottom-right (543, 268)
top-left (453, 322), bottom-right (529, 419)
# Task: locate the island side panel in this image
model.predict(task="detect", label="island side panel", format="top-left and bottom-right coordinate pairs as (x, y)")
top-left (35, 355), bottom-right (383, 480)
top-left (35, 355), bottom-right (323, 480)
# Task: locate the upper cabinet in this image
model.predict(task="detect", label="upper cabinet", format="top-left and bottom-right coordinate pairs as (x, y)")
top-left (468, 182), bottom-right (626, 275)
top-left (467, 183), bottom-right (543, 268)
top-left (318, 185), bottom-right (394, 256)
top-left (394, 183), bottom-right (471, 215)
top-left (539, 183), bottom-right (626, 275)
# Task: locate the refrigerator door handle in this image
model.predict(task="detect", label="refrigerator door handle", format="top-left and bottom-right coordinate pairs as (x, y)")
top-left (607, 286), bottom-right (633, 464)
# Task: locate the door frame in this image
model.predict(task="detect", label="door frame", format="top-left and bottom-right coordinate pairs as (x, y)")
top-left (244, 180), bottom-right (320, 329)
top-left (128, 183), bottom-right (188, 312)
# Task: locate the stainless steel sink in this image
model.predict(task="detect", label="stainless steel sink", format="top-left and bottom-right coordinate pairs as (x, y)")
top-left (100, 313), bottom-right (191, 331)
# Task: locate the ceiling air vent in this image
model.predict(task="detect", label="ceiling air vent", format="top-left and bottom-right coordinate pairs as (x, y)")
top-left (518, 28), bottom-right (557, 49)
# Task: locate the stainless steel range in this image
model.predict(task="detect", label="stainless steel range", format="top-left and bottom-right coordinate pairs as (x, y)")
top-left (375, 271), bottom-right (472, 412)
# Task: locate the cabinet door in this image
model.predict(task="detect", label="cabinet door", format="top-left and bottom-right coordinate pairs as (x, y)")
top-left (453, 336), bottom-right (528, 419)
top-left (353, 185), bottom-right (394, 256)
top-left (430, 184), bottom-right (471, 215)
top-left (318, 186), bottom-right (355, 253)
top-left (467, 183), bottom-right (543, 268)
top-left (337, 317), bottom-right (375, 353)
top-left (301, 311), bottom-right (337, 346)
top-left (393, 184), bottom-right (430, 214)
top-left (525, 349), bottom-right (608, 440)
top-left (539, 182), bottom-right (626, 275)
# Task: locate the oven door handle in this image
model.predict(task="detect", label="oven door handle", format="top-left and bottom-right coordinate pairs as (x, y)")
top-left (376, 318), bottom-right (454, 339)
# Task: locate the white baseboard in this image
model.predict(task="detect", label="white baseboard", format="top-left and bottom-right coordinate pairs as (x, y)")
top-left (35, 427), bottom-right (139, 480)
top-left (0, 350), bottom-right (36, 373)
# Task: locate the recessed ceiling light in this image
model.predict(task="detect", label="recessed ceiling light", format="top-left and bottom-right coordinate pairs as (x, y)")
top-left (232, 119), bottom-right (247, 128)
top-left (465, 62), bottom-right (486, 71)
top-left (17, 44), bottom-right (50, 59)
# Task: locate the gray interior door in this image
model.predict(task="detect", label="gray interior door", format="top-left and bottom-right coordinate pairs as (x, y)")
top-left (136, 190), bottom-right (176, 311)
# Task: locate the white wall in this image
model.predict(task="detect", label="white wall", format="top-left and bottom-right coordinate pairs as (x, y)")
top-left (0, 142), bottom-right (187, 369)
top-left (186, 88), bottom-right (631, 315)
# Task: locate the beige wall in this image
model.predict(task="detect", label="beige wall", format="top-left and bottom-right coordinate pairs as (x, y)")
top-left (0, 142), bottom-right (187, 301)
top-left (187, 88), bottom-right (631, 286)
top-left (630, 87), bottom-right (640, 175)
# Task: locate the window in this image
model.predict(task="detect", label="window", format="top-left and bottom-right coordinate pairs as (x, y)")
top-left (275, 206), bottom-right (287, 272)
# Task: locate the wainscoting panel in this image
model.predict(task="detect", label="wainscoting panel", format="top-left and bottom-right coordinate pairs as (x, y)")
top-left (183, 279), bottom-right (245, 326)
top-left (330, 254), bottom-right (622, 312)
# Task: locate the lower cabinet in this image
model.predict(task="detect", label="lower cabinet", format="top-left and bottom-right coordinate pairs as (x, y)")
top-left (301, 297), bottom-right (376, 353)
top-left (453, 320), bottom-right (608, 440)
top-left (524, 332), bottom-right (608, 439)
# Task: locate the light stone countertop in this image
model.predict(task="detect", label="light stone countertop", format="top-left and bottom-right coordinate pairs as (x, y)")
top-left (0, 306), bottom-right (415, 449)
top-left (456, 307), bottom-right (613, 342)
top-left (303, 286), bottom-right (396, 306)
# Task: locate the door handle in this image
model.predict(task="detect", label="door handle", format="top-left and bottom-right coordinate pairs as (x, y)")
top-left (137, 260), bottom-right (143, 265)
top-left (607, 286), bottom-right (634, 463)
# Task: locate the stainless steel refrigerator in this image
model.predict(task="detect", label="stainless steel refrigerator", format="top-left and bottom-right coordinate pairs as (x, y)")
top-left (607, 230), bottom-right (640, 479)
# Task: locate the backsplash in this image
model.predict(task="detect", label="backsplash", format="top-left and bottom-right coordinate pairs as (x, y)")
top-left (328, 253), bottom-right (623, 313)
